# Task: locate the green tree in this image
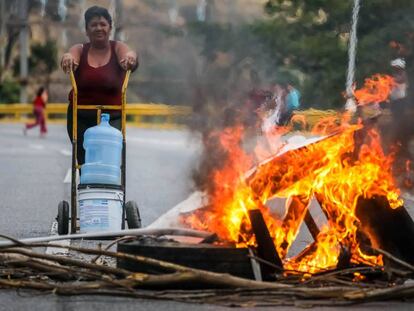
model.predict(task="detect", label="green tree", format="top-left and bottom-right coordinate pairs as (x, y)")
top-left (188, 1), bottom-right (414, 109)
top-left (13, 39), bottom-right (58, 88)
top-left (260, 0), bottom-right (414, 108)
top-left (0, 78), bottom-right (20, 104)
top-left (29, 39), bottom-right (58, 88)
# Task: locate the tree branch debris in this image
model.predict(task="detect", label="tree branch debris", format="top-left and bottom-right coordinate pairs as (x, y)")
top-left (0, 235), bottom-right (413, 307)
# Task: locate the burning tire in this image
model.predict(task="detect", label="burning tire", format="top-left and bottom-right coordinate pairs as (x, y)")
top-left (117, 238), bottom-right (254, 280)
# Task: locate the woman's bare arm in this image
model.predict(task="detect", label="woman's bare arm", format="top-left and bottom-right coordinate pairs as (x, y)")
top-left (61, 44), bottom-right (83, 73)
top-left (115, 41), bottom-right (138, 71)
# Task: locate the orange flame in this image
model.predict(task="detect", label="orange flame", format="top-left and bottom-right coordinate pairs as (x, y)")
top-left (182, 125), bottom-right (402, 273)
top-left (183, 79), bottom-right (402, 274)
top-left (354, 74), bottom-right (395, 106)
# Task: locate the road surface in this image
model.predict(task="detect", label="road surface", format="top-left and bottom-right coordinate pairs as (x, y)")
top-left (0, 123), bottom-right (413, 310)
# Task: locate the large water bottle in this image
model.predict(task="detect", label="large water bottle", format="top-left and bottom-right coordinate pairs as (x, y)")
top-left (80, 113), bottom-right (123, 185)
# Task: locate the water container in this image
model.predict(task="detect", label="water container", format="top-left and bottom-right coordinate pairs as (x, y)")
top-left (80, 113), bottom-right (123, 185)
top-left (78, 184), bottom-right (123, 233)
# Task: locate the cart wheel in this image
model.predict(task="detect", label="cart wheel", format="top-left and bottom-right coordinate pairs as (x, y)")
top-left (57, 201), bottom-right (69, 235)
top-left (126, 201), bottom-right (141, 229)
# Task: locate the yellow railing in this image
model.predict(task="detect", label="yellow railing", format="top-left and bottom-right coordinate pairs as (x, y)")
top-left (0, 103), bottom-right (192, 129)
top-left (2, 104), bottom-right (384, 131)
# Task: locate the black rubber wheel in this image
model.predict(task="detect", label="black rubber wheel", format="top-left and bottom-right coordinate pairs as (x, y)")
top-left (125, 201), bottom-right (142, 229)
top-left (57, 201), bottom-right (69, 235)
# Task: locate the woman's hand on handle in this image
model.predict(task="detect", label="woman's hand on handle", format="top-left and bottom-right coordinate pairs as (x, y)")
top-left (61, 53), bottom-right (79, 74)
top-left (120, 50), bottom-right (138, 71)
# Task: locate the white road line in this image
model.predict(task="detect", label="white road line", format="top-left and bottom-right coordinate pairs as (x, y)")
top-left (127, 136), bottom-right (187, 146)
top-left (45, 221), bottom-right (70, 255)
top-left (29, 144), bottom-right (45, 150)
top-left (63, 168), bottom-right (71, 183)
top-left (46, 166), bottom-right (76, 255)
top-left (59, 149), bottom-right (71, 156)
top-left (63, 168), bottom-right (79, 184)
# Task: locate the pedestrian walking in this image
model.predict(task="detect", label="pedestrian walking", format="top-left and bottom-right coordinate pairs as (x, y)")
top-left (61, 5), bottom-right (138, 166)
top-left (24, 87), bottom-right (48, 137)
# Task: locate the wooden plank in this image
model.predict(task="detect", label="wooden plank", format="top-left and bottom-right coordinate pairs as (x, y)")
top-left (248, 209), bottom-right (283, 279)
top-left (356, 196), bottom-right (414, 265)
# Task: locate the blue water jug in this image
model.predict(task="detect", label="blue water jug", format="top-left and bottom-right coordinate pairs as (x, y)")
top-left (80, 113), bottom-right (123, 185)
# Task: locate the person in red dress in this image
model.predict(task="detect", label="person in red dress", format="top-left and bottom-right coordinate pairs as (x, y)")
top-left (61, 6), bottom-right (138, 166)
top-left (24, 87), bottom-right (48, 137)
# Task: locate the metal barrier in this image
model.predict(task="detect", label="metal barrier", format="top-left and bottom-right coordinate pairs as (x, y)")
top-left (0, 103), bottom-right (192, 129)
top-left (3, 104), bottom-right (372, 131)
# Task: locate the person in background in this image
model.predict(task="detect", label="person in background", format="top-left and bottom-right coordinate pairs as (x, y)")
top-left (387, 58), bottom-right (412, 183)
top-left (24, 87), bottom-right (48, 137)
top-left (279, 83), bottom-right (301, 126)
top-left (261, 82), bottom-right (285, 132)
top-left (244, 87), bottom-right (271, 131)
top-left (389, 58), bottom-right (408, 114)
top-left (61, 5), bottom-right (138, 166)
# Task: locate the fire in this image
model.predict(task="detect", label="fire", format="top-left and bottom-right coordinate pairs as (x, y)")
top-left (183, 77), bottom-right (402, 274)
top-left (182, 126), bottom-right (264, 244)
top-left (353, 74), bottom-right (395, 106)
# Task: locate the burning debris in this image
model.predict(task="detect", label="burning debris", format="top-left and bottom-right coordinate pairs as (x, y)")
top-left (0, 228), bottom-right (414, 307)
top-left (353, 74), bottom-right (395, 106)
top-left (182, 100), bottom-right (413, 278)
top-left (1, 99), bottom-right (414, 307)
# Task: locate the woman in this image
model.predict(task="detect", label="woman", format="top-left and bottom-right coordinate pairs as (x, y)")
top-left (24, 87), bottom-right (48, 137)
top-left (61, 5), bottom-right (138, 166)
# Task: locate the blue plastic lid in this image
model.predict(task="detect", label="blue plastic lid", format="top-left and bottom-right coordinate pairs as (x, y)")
top-left (101, 113), bottom-right (110, 123)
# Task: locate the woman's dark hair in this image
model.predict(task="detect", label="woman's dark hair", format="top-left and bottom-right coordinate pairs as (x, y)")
top-left (84, 6), bottom-right (112, 29)
top-left (36, 87), bottom-right (45, 97)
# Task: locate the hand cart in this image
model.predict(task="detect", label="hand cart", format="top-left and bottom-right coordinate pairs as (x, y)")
top-left (57, 70), bottom-right (141, 234)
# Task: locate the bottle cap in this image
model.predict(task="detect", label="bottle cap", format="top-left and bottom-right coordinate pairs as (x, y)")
top-left (101, 113), bottom-right (110, 123)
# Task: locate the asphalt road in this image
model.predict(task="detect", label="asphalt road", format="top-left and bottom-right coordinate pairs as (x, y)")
top-left (0, 123), bottom-right (200, 238)
top-left (0, 123), bottom-right (413, 310)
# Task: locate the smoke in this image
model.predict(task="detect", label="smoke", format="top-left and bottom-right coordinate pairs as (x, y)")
top-left (186, 28), bottom-right (279, 196)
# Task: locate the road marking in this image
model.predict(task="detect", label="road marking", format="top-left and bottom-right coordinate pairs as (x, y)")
top-left (29, 144), bottom-right (45, 150)
top-left (45, 221), bottom-right (70, 255)
top-left (127, 136), bottom-right (188, 147)
top-left (46, 166), bottom-right (76, 255)
top-left (60, 149), bottom-right (71, 156)
top-left (63, 168), bottom-right (71, 183)
top-left (63, 168), bottom-right (79, 184)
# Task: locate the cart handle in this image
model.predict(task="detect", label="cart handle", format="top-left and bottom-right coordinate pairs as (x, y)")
top-left (69, 70), bottom-right (131, 140)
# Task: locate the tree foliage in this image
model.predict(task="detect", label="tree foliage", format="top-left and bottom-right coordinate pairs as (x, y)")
top-left (0, 79), bottom-right (20, 104)
top-left (259, 0), bottom-right (414, 108)
top-left (30, 39), bottom-right (58, 75)
top-left (13, 39), bottom-right (58, 87)
top-left (187, 0), bottom-right (414, 109)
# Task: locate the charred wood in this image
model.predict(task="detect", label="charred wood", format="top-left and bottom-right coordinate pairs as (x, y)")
top-left (279, 196), bottom-right (309, 258)
top-left (356, 196), bottom-right (414, 265)
top-left (248, 209), bottom-right (283, 279)
top-left (336, 244), bottom-right (352, 270)
top-left (304, 210), bottom-right (320, 241)
top-left (280, 196), bottom-right (319, 257)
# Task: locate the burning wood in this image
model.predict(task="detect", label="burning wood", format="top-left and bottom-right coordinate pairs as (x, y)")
top-left (356, 196), bottom-right (414, 265)
top-left (279, 195), bottom-right (313, 258)
top-left (181, 123), bottom-right (407, 275)
top-left (248, 209), bottom-right (283, 279)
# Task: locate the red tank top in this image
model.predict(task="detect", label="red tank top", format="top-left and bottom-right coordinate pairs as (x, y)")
top-left (69, 41), bottom-right (125, 118)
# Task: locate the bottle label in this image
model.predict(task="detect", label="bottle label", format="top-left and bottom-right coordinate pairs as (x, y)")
top-left (79, 199), bottom-right (110, 231)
